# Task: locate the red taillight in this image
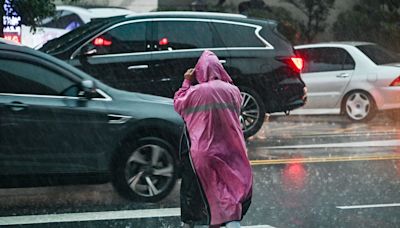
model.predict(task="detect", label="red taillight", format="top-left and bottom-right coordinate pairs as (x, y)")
top-left (159, 37), bottom-right (169, 46)
top-left (93, 37), bottom-right (112, 46)
top-left (390, 76), bottom-right (400, 86)
top-left (291, 57), bottom-right (304, 72)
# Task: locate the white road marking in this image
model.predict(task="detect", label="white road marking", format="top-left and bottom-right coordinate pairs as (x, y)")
top-left (262, 139), bottom-right (400, 149)
top-left (0, 208), bottom-right (180, 225)
top-left (0, 208), bottom-right (276, 227)
top-left (337, 203), bottom-right (400, 210)
top-left (241, 226), bottom-right (276, 228)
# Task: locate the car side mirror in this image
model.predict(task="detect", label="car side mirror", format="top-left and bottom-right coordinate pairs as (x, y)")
top-left (79, 80), bottom-right (97, 99)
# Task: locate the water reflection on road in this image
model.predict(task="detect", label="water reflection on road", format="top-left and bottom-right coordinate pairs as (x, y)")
top-left (247, 113), bottom-right (400, 161)
top-left (0, 114), bottom-right (399, 227)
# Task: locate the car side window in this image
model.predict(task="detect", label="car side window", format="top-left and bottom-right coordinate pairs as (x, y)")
top-left (154, 21), bottom-right (213, 50)
top-left (212, 22), bottom-right (264, 48)
top-left (342, 50), bottom-right (356, 70)
top-left (86, 22), bottom-right (146, 55)
top-left (0, 59), bottom-right (76, 96)
top-left (299, 47), bottom-right (355, 73)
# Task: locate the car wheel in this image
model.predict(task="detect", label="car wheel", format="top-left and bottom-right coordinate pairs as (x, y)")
top-left (239, 87), bottom-right (266, 138)
top-left (112, 136), bottom-right (177, 202)
top-left (343, 91), bottom-right (376, 122)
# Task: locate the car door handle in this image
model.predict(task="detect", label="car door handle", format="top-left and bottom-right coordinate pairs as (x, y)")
top-left (128, 65), bottom-right (148, 70)
top-left (6, 101), bottom-right (28, 112)
top-left (160, 78), bottom-right (171, 82)
top-left (108, 114), bottom-right (132, 124)
top-left (219, 59), bottom-right (227, 64)
top-left (336, 73), bottom-right (350, 78)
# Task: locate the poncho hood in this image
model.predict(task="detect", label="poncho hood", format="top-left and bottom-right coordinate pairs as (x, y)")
top-left (194, 50), bottom-right (233, 84)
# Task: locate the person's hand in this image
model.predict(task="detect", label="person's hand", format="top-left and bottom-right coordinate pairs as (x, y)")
top-left (184, 68), bottom-right (195, 82)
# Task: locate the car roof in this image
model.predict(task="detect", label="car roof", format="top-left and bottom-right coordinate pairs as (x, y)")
top-left (295, 41), bottom-right (376, 49)
top-left (56, 5), bottom-right (134, 18)
top-left (123, 11), bottom-right (274, 25)
top-left (88, 8), bottom-right (135, 17)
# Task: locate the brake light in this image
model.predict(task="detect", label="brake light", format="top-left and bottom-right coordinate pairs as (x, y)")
top-left (390, 76), bottom-right (400, 86)
top-left (291, 57), bottom-right (304, 72)
top-left (93, 37), bottom-right (112, 46)
top-left (159, 37), bottom-right (169, 46)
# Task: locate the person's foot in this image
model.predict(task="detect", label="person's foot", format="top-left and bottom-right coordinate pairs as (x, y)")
top-left (225, 221), bottom-right (241, 228)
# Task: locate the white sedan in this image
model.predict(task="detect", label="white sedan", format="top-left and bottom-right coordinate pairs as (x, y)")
top-left (293, 42), bottom-right (400, 121)
top-left (21, 5), bottom-right (134, 48)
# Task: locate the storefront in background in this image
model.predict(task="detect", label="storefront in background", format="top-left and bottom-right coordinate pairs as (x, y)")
top-left (3, 0), bottom-right (21, 43)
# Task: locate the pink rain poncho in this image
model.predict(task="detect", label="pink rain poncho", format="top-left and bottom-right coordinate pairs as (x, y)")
top-left (174, 50), bottom-right (253, 226)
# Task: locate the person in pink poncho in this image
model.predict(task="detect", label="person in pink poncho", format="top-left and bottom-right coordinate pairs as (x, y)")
top-left (174, 50), bottom-right (253, 228)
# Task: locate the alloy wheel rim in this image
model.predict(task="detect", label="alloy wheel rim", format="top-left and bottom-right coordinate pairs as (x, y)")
top-left (240, 92), bottom-right (260, 133)
top-left (125, 144), bottom-right (174, 197)
top-left (345, 92), bottom-right (371, 120)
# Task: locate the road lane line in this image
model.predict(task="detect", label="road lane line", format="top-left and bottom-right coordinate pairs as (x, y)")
top-left (250, 154), bottom-right (400, 165)
top-left (0, 208), bottom-right (276, 227)
top-left (337, 203), bottom-right (400, 210)
top-left (0, 208), bottom-right (180, 225)
top-left (259, 139), bottom-right (400, 149)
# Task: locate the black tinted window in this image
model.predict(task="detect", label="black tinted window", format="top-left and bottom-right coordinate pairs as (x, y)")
top-left (297, 47), bottom-right (355, 73)
top-left (89, 22), bottom-right (146, 55)
top-left (155, 21), bottom-right (213, 50)
top-left (213, 22), bottom-right (264, 47)
top-left (0, 59), bottom-right (75, 95)
top-left (357, 44), bottom-right (400, 65)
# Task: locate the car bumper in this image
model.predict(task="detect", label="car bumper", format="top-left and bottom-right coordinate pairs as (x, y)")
top-left (376, 86), bottom-right (400, 110)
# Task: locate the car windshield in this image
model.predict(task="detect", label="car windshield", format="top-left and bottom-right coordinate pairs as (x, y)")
top-left (357, 44), bottom-right (400, 65)
top-left (40, 18), bottom-right (111, 53)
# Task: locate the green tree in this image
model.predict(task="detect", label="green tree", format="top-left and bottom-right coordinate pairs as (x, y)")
top-left (244, 7), bottom-right (302, 44)
top-left (333, 0), bottom-right (400, 51)
top-left (285, 0), bottom-right (335, 43)
top-left (1, 0), bottom-right (79, 37)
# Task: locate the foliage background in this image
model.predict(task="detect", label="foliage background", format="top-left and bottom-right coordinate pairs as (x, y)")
top-left (332, 0), bottom-right (400, 51)
top-left (0, 0), bottom-right (79, 36)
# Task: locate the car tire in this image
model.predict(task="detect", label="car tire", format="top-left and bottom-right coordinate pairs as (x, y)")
top-left (111, 136), bottom-right (177, 202)
top-left (342, 90), bottom-right (377, 122)
top-left (239, 87), bottom-right (266, 138)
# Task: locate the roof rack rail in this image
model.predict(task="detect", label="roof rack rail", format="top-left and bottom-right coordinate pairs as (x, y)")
top-left (126, 11), bottom-right (247, 18)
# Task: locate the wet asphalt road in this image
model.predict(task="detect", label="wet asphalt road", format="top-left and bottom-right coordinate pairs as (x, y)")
top-left (0, 113), bottom-right (399, 228)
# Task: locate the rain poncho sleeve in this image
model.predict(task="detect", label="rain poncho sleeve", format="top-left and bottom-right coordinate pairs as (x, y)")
top-left (174, 50), bottom-right (253, 226)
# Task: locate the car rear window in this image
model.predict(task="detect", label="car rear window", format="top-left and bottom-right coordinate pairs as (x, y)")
top-left (212, 22), bottom-right (265, 48)
top-left (356, 44), bottom-right (400, 65)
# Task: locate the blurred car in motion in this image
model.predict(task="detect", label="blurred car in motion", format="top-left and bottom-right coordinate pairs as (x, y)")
top-left (294, 42), bottom-right (400, 122)
top-left (22, 5), bottom-right (134, 48)
top-left (0, 37), bottom-right (22, 46)
top-left (40, 11), bottom-right (307, 138)
top-left (0, 42), bottom-right (184, 202)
